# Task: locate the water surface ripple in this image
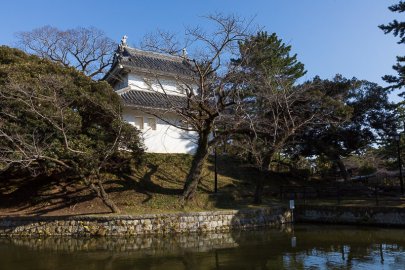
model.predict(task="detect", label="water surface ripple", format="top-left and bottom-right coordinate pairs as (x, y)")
top-left (1, 224), bottom-right (404, 270)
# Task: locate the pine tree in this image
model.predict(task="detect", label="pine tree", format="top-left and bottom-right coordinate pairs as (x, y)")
top-left (237, 31), bottom-right (306, 84)
top-left (379, 1), bottom-right (405, 93)
top-left (0, 46), bottom-right (143, 212)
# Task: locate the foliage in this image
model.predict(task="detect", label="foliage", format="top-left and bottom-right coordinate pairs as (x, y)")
top-left (377, 132), bottom-right (405, 170)
top-left (228, 32), bottom-right (309, 170)
top-left (141, 14), bottom-right (254, 203)
top-left (293, 77), bottom-right (397, 179)
top-left (379, 1), bottom-right (405, 93)
top-left (235, 31), bottom-right (306, 85)
top-left (0, 46), bottom-right (143, 212)
top-left (223, 33), bottom-right (350, 203)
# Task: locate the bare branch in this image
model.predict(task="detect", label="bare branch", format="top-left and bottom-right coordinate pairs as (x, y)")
top-left (15, 26), bottom-right (117, 79)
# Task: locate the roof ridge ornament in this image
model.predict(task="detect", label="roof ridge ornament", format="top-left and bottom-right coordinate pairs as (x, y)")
top-left (121, 35), bottom-right (128, 47)
top-left (117, 35), bottom-right (128, 55)
top-left (182, 48), bottom-right (188, 58)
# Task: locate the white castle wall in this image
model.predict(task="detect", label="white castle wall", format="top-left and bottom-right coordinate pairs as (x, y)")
top-left (127, 73), bottom-right (186, 96)
top-left (114, 70), bottom-right (197, 154)
top-left (123, 108), bottom-right (197, 154)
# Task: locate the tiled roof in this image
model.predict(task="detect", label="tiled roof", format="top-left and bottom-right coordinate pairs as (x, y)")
top-left (119, 47), bottom-right (195, 77)
top-left (120, 90), bottom-right (187, 109)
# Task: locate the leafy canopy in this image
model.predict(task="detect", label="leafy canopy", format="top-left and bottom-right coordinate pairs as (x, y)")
top-left (0, 46), bottom-right (143, 177)
top-left (236, 31), bottom-right (306, 84)
top-left (379, 1), bottom-right (405, 93)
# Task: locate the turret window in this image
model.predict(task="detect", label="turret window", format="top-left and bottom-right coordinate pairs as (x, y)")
top-left (134, 117), bottom-right (144, 130)
top-left (148, 117), bottom-right (157, 130)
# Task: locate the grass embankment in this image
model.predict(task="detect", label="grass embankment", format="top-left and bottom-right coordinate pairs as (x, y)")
top-left (0, 154), bottom-right (285, 216)
top-left (298, 199), bottom-right (405, 208)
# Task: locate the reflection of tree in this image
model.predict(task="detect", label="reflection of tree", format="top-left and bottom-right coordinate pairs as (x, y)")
top-left (2, 226), bottom-right (405, 269)
top-left (226, 229), bottom-right (295, 269)
top-left (281, 253), bottom-right (306, 270)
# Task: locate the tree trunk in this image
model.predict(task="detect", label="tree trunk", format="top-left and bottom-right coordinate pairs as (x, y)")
top-left (254, 154), bottom-right (273, 205)
top-left (335, 157), bottom-right (349, 181)
top-left (84, 177), bottom-right (120, 214)
top-left (182, 128), bottom-right (211, 204)
top-left (253, 177), bottom-right (264, 204)
top-left (96, 181), bottom-right (120, 214)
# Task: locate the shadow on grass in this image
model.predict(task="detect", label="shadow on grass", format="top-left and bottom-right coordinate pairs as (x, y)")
top-left (107, 163), bottom-right (183, 204)
top-left (204, 155), bottom-right (293, 210)
top-left (0, 154), bottom-right (288, 216)
top-left (0, 174), bottom-right (110, 216)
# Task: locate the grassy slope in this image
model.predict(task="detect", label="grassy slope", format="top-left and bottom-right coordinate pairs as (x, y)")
top-left (4, 153), bottom-right (400, 216)
top-left (0, 154), bottom-right (286, 216)
top-left (108, 153), bottom-right (283, 214)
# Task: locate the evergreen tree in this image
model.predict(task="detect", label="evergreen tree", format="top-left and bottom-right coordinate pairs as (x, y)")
top-left (293, 78), bottom-right (397, 180)
top-left (236, 31), bottom-right (306, 84)
top-left (229, 33), bottom-right (349, 203)
top-left (379, 1), bottom-right (405, 93)
top-left (0, 46), bottom-right (143, 212)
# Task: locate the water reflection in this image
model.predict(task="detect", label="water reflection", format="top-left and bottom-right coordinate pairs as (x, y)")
top-left (1, 225), bottom-right (405, 270)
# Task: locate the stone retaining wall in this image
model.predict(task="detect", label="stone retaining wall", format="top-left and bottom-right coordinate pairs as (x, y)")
top-left (0, 207), bottom-right (291, 237)
top-left (295, 205), bottom-right (405, 226)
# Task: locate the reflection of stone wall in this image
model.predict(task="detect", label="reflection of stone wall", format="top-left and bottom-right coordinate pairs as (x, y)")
top-left (296, 205), bottom-right (405, 226)
top-left (0, 232), bottom-right (239, 255)
top-left (0, 207), bottom-right (291, 237)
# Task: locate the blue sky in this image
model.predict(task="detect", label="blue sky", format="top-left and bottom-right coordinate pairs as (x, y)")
top-left (0, 0), bottom-right (403, 101)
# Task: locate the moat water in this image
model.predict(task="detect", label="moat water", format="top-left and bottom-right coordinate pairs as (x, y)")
top-left (1, 224), bottom-right (405, 270)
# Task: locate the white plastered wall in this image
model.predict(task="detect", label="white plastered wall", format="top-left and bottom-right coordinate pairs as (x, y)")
top-left (122, 107), bottom-right (197, 154)
top-left (127, 73), bottom-right (187, 96)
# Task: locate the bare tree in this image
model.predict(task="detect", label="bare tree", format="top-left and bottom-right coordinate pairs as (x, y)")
top-left (140, 14), bottom-right (254, 203)
top-left (138, 14), bottom-right (350, 206)
top-left (141, 29), bottom-right (187, 55)
top-left (15, 26), bottom-right (117, 79)
top-left (228, 74), bottom-right (350, 203)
